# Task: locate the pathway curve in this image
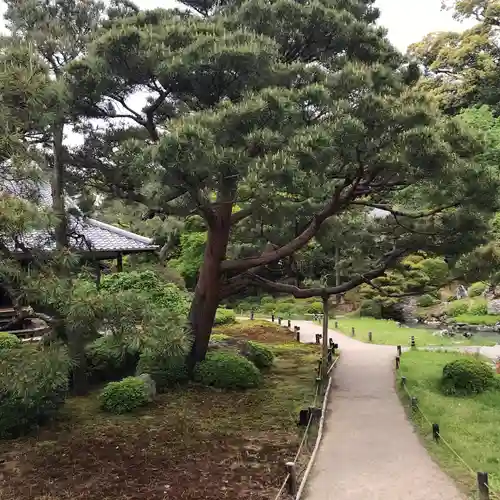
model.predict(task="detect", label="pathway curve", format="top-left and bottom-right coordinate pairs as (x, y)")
top-left (291, 320), bottom-right (465, 500)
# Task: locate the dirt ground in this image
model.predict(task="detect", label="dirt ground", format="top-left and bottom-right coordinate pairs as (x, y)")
top-left (0, 322), bottom-right (319, 500)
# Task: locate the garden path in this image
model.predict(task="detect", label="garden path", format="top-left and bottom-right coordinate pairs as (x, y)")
top-left (291, 320), bottom-right (465, 500)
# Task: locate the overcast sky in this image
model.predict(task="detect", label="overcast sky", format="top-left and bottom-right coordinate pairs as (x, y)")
top-left (0, 0), bottom-right (470, 51)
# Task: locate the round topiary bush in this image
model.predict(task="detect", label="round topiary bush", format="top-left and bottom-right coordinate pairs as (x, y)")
top-left (441, 357), bottom-right (494, 396)
top-left (307, 301), bottom-right (323, 315)
top-left (194, 351), bottom-right (262, 389)
top-left (468, 282), bottom-right (488, 298)
top-left (241, 341), bottom-right (274, 370)
top-left (417, 294), bottom-right (437, 308)
top-left (360, 299), bottom-right (382, 319)
top-left (214, 308), bottom-right (237, 325)
top-left (136, 351), bottom-right (188, 392)
top-left (99, 376), bottom-right (150, 414)
top-left (85, 336), bottom-right (139, 384)
top-left (447, 300), bottom-right (469, 317)
top-left (0, 332), bottom-right (22, 349)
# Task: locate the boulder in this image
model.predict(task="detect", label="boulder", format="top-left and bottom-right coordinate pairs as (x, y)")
top-left (456, 285), bottom-right (468, 299)
top-left (488, 299), bottom-right (500, 315)
top-left (138, 373), bottom-right (156, 402)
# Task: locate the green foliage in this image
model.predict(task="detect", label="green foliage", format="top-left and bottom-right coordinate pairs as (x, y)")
top-left (169, 232), bottom-right (207, 288)
top-left (100, 271), bottom-right (189, 315)
top-left (194, 351), bottom-right (262, 389)
top-left (468, 282), bottom-right (488, 298)
top-left (136, 352), bottom-right (188, 392)
top-left (418, 258), bottom-right (449, 284)
top-left (468, 298), bottom-right (488, 316)
top-left (307, 301), bottom-right (323, 314)
top-left (417, 294), bottom-right (438, 308)
top-left (0, 345), bottom-right (69, 438)
top-left (454, 314), bottom-right (500, 326)
top-left (447, 299), bottom-right (470, 317)
top-left (0, 332), bottom-right (22, 349)
top-left (241, 341), bottom-right (274, 370)
top-left (441, 358), bottom-right (494, 396)
top-left (85, 335), bottom-right (139, 384)
top-left (99, 376), bottom-right (150, 414)
top-left (214, 308), bottom-right (237, 326)
top-left (359, 299), bottom-right (382, 319)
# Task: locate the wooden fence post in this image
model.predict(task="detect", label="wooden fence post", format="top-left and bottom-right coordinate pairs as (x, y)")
top-left (432, 423), bottom-right (440, 442)
top-left (286, 462), bottom-right (297, 495)
top-left (478, 472), bottom-right (489, 500)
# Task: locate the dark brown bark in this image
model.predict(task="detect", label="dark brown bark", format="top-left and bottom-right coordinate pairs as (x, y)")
top-left (187, 193), bottom-right (234, 367)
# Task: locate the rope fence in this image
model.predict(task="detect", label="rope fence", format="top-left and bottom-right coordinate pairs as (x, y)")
top-left (271, 320), bottom-right (339, 500)
top-left (398, 351), bottom-right (500, 500)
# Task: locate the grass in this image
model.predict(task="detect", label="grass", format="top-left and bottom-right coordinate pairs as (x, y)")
top-left (334, 317), bottom-right (496, 347)
top-left (454, 314), bottom-right (500, 326)
top-left (398, 350), bottom-right (500, 497)
top-left (0, 321), bottom-right (321, 500)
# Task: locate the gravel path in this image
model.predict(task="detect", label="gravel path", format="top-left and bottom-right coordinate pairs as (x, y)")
top-left (290, 320), bottom-right (465, 500)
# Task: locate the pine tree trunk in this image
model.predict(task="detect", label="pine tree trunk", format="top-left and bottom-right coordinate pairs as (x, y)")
top-left (51, 122), bottom-right (68, 250)
top-left (188, 203), bottom-right (233, 369)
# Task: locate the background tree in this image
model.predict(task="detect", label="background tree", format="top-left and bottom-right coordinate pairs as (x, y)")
top-left (62, 0), bottom-right (499, 366)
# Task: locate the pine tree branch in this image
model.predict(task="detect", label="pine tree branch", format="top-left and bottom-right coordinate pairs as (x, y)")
top-left (350, 201), bottom-right (459, 218)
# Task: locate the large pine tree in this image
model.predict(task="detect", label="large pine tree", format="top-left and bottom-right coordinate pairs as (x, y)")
top-left (57, 0), bottom-right (500, 365)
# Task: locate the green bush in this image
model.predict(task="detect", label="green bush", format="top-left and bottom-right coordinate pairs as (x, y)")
top-left (99, 376), bottom-right (150, 414)
top-left (0, 345), bottom-right (69, 438)
top-left (136, 351), bottom-right (188, 391)
top-left (241, 341), bottom-right (274, 369)
top-left (0, 332), bottom-right (22, 349)
top-left (454, 314), bottom-right (500, 326)
top-left (468, 282), bottom-right (488, 298)
top-left (260, 296), bottom-right (275, 305)
top-left (194, 351), bottom-right (262, 389)
top-left (307, 301), bottom-right (323, 314)
top-left (417, 294), bottom-right (437, 308)
top-left (441, 357), bottom-right (494, 396)
top-left (86, 336), bottom-right (139, 384)
top-left (359, 300), bottom-right (382, 319)
top-left (214, 308), bottom-right (237, 326)
top-left (469, 299), bottom-right (488, 316)
top-left (447, 300), bottom-right (469, 317)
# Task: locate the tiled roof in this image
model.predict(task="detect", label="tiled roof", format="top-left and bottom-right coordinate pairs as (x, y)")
top-left (1, 180), bottom-right (158, 255)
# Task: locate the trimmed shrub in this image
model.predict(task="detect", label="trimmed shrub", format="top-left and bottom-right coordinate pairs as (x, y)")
top-left (99, 376), bottom-right (150, 414)
top-left (441, 358), bottom-right (494, 396)
top-left (417, 294), bottom-right (437, 308)
top-left (194, 351), bottom-right (261, 389)
top-left (359, 300), bottom-right (382, 319)
top-left (447, 300), bottom-right (469, 317)
top-left (468, 282), bottom-right (488, 298)
top-left (469, 299), bottom-right (488, 316)
top-left (0, 332), bottom-right (22, 349)
top-left (214, 308), bottom-right (237, 326)
top-left (241, 341), bottom-right (274, 369)
top-left (136, 351), bottom-right (188, 391)
top-left (0, 345), bottom-right (69, 438)
top-left (307, 301), bottom-right (323, 314)
top-left (86, 336), bottom-right (139, 384)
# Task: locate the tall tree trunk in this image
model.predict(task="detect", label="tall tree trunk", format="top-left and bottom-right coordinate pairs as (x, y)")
top-left (335, 246), bottom-right (341, 305)
top-left (51, 122), bottom-right (68, 250)
top-left (188, 203), bottom-right (233, 368)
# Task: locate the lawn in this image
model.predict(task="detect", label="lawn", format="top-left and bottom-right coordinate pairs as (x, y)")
top-left (0, 322), bottom-right (321, 500)
top-left (398, 350), bottom-right (500, 497)
top-left (334, 317), bottom-right (496, 347)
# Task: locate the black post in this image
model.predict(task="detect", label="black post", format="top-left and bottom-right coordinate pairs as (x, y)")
top-left (401, 376), bottom-right (407, 387)
top-left (297, 326), bottom-right (301, 342)
top-left (286, 462), bottom-right (298, 495)
top-left (315, 333), bottom-right (322, 345)
top-left (351, 327), bottom-right (355, 337)
top-left (116, 253), bottom-right (123, 272)
top-left (410, 336), bottom-right (416, 348)
top-left (368, 331), bottom-right (373, 342)
top-left (271, 313), bottom-right (275, 322)
top-left (432, 423), bottom-right (440, 442)
top-left (287, 319), bottom-right (291, 328)
top-left (298, 409), bottom-right (310, 427)
top-left (250, 309), bottom-right (254, 320)
top-left (329, 338), bottom-right (334, 348)
top-left (395, 356), bottom-right (400, 370)
top-left (335, 321), bottom-right (338, 329)
top-left (478, 472), bottom-right (489, 500)
top-left (411, 396), bottom-right (418, 412)
top-left (397, 345), bottom-right (402, 356)
top-left (317, 359), bottom-right (322, 376)
top-left (278, 316), bottom-right (282, 325)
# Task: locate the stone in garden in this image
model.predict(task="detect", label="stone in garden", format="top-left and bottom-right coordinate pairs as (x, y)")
top-left (456, 284), bottom-right (468, 299)
top-left (138, 373), bottom-right (156, 401)
top-left (487, 299), bottom-right (500, 315)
